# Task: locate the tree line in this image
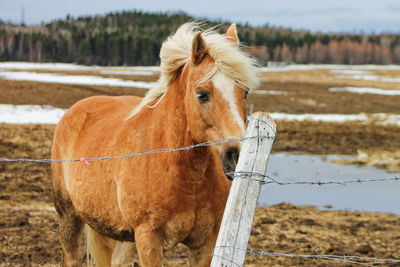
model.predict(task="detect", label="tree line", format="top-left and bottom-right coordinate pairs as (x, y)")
top-left (0, 10), bottom-right (400, 65)
top-left (245, 28), bottom-right (400, 65)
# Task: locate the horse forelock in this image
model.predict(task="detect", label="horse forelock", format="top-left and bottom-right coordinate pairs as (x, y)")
top-left (127, 22), bottom-right (259, 119)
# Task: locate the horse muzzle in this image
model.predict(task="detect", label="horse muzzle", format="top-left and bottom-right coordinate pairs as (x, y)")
top-left (221, 145), bottom-right (240, 180)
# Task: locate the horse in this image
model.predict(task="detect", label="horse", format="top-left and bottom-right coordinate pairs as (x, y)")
top-left (51, 22), bottom-right (259, 267)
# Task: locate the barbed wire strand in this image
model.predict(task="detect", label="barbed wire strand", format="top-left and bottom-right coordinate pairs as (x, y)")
top-left (0, 135), bottom-right (273, 164)
top-left (212, 246), bottom-right (400, 266)
top-left (226, 171), bottom-right (400, 186)
top-left (1, 136), bottom-right (399, 186)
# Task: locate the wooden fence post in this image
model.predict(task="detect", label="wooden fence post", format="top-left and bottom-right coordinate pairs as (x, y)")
top-left (211, 112), bottom-right (276, 267)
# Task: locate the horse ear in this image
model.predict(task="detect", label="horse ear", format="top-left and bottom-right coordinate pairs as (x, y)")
top-left (192, 31), bottom-right (208, 65)
top-left (226, 23), bottom-right (239, 46)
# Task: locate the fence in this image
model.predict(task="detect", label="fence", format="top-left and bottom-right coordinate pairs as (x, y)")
top-left (211, 112), bottom-right (276, 266)
top-left (1, 112), bottom-right (400, 266)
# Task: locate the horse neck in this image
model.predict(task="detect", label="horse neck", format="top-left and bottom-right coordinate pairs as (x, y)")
top-left (140, 69), bottom-right (216, 183)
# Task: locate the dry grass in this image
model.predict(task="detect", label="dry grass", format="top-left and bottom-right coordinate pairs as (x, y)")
top-left (338, 149), bottom-right (400, 172)
top-left (261, 69), bottom-right (400, 90)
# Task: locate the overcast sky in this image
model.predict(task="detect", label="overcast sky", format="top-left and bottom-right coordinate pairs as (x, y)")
top-left (1, 0), bottom-right (400, 33)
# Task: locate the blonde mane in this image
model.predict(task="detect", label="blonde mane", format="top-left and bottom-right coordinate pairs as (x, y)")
top-left (128, 22), bottom-right (260, 118)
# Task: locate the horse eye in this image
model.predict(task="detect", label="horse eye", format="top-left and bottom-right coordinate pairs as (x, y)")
top-left (196, 90), bottom-right (210, 103)
top-left (245, 91), bottom-right (249, 99)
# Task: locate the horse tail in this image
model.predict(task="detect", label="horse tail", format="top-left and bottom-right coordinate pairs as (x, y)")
top-left (85, 225), bottom-right (116, 267)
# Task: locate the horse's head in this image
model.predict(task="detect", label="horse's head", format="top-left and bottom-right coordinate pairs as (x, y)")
top-left (183, 24), bottom-right (258, 174)
top-left (129, 23), bottom-right (259, 175)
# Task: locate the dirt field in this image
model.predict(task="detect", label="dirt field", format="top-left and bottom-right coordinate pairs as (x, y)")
top-left (2, 69), bottom-right (400, 114)
top-left (1, 67), bottom-right (400, 266)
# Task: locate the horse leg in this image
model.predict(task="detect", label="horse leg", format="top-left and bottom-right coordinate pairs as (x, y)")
top-left (188, 236), bottom-right (217, 267)
top-left (111, 241), bottom-right (138, 266)
top-left (58, 206), bottom-right (84, 267)
top-left (85, 225), bottom-right (116, 267)
top-left (134, 225), bottom-right (163, 266)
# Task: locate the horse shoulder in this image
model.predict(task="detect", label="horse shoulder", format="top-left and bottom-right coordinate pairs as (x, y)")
top-left (55, 95), bottom-right (141, 144)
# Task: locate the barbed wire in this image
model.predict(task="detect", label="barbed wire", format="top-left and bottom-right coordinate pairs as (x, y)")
top-left (226, 171), bottom-right (400, 186)
top-left (1, 135), bottom-right (399, 186)
top-left (0, 135), bottom-right (274, 164)
top-left (212, 246), bottom-right (400, 266)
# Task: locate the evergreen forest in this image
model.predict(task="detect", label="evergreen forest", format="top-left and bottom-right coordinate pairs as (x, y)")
top-left (1, 11), bottom-right (400, 66)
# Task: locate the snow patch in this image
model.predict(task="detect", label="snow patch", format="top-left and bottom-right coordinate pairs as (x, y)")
top-left (0, 105), bottom-right (67, 124)
top-left (330, 70), bottom-right (372, 75)
top-left (269, 112), bottom-right (400, 127)
top-left (0, 62), bottom-right (95, 71)
top-left (329, 87), bottom-right (400, 95)
top-left (100, 70), bottom-right (156, 76)
top-left (259, 64), bottom-right (400, 72)
top-left (337, 74), bottom-right (400, 83)
top-left (0, 71), bottom-right (156, 88)
top-left (251, 90), bottom-right (287, 95)
top-left (0, 62), bottom-right (160, 72)
top-left (119, 66), bottom-right (160, 72)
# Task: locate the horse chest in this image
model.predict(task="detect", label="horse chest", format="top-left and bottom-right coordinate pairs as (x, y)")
top-left (163, 204), bottom-right (215, 250)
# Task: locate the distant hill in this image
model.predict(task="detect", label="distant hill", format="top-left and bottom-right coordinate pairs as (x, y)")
top-left (1, 10), bottom-right (399, 65)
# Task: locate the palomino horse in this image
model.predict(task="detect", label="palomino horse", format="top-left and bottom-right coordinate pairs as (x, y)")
top-left (51, 22), bottom-right (259, 266)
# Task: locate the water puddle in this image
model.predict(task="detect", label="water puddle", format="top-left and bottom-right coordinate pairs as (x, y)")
top-left (260, 153), bottom-right (400, 215)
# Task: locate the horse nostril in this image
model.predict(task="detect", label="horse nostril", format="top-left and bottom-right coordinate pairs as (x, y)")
top-left (222, 147), bottom-right (241, 178)
top-left (226, 147), bottom-right (240, 164)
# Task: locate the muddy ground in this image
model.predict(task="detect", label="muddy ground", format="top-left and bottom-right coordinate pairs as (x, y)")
top-left (1, 70), bottom-right (400, 266)
top-left (0, 124), bottom-right (399, 266)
